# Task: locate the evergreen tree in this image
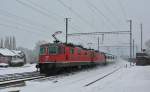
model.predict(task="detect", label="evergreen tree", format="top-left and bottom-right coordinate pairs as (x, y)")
top-left (0, 38), bottom-right (3, 48)
top-left (13, 36), bottom-right (16, 50)
top-left (9, 36), bottom-right (12, 50)
top-left (4, 36), bottom-right (9, 49)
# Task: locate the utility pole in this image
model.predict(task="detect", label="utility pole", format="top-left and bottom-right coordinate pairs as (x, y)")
top-left (98, 37), bottom-right (100, 51)
top-left (65, 18), bottom-right (70, 44)
top-left (128, 20), bottom-right (132, 65)
top-left (140, 23), bottom-right (143, 52)
top-left (133, 39), bottom-right (134, 58)
top-left (101, 34), bottom-right (104, 44)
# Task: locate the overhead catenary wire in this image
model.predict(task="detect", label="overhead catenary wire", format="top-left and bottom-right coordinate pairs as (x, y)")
top-left (84, 0), bottom-right (112, 31)
top-left (15, 0), bottom-right (83, 34)
top-left (85, 0), bottom-right (119, 30)
top-left (1, 0), bottom-right (129, 50)
top-left (0, 16), bottom-right (55, 34)
top-left (26, 0), bottom-right (63, 19)
top-left (16, 0), bottom-right (59, 22)
top-left (116, 0), bottom-right (128, 19)
top-left (26, 0), bottom-right (84, 33)
top-left (68, 31), bottom-right (130, 36)
top-left (0, 9), bottom-right (53, 31)
top-left (16, 0), bottom-right (115, 45)
top-left (57, 0), bottom-right (99, 32)
top-left (100, 0), bottom-right (123, 24)
top-left (16, 0), bottom-right (90, 44)
top-left (0, 23), bottom-right (49, 37)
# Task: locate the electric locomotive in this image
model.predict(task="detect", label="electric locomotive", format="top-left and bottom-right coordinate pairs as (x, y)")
top-left (37, 32), bottom-right (116, 74)
top-left (38, 43), bottom-right (106, 74)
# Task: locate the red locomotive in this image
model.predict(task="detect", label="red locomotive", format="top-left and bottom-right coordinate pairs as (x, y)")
top-left (38, 32), bottom-right (116, 74)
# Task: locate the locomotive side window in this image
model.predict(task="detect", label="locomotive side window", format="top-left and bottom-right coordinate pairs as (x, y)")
top-left (48, 46), bottom-right (58, 54)
top-left (40, 47), bottom-right (46, 55)
top-left (78, 49), bottom-right (81, 55)
top-left (60, 46), bottom-right (65, 54)
top-left (70, 48), bottom-right (74, 54)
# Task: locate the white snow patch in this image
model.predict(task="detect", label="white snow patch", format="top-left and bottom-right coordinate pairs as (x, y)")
top-left (0, 64), bottom-right (37, 75)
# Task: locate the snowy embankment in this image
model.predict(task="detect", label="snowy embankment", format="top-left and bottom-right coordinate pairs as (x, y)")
top-left (1, 59), bottom-right (131, 92)
top-left (0, 64), bottom-right (37, 75)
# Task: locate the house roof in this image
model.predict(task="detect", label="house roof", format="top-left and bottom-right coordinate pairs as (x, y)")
top-left (11, 50), bottom-right (22, 55)
top-left (11, 50), bottom-right (23, 57)
top-left (0, 48), bottom-right (17, 56)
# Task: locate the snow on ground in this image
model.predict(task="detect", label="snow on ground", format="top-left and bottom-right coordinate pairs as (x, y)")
top-left (3, 59), bottom-right (150, 92)
top-left (85, 66), bottom-right (150, 92)
top-left (0, 64), bottom-right (37, 75)
top-left (0, 59), bottom-right (127, 92)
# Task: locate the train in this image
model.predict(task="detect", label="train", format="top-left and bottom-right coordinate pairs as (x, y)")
top-left (135, 52), bottom-right (150, 66)
top-left (37, 42), bottom-right (117, 74)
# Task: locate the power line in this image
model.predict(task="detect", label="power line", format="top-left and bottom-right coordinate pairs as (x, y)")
top-left (16, 0), bottom-right (83, 34)
top-left (85, 0), bottom-right (118, 30)
top-left (0, 16), bottom-right (52, 34)
top-left (26, 0), bottom-right (83, 31)
top-left (57, 0), bottom-right (99, 31)
top-left (84, 0), bottom-right (112, 31)
top-left (0, 9), bottom-right (53, 31)
top-left (0, 23), bottom-right (49, 37)
top-left (116, 0), bottom-right (127, 19)
top-left (100, 0), bottom-right (122, 24)
top-left (17, 0), bottom-right (87, 42)
top-left (16, 0), bottom-right (59, 22)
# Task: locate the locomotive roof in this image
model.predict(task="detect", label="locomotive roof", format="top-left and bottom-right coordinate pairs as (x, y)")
top-left (40, 43), bottom-right (109, 54)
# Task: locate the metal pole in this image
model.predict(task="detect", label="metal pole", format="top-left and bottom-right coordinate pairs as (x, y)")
top-left (65, 18), bottom-right (68, 44)
top-left (141, 23), bottom-right (143, 52)
top-left (129, 20), bottom-right (132, 65)
top-left (98, 37), bottom-right (100, 51)
top-left (101, 34), bottom-right (104, 44)
top-left (133, 39), bottom-right (134, 58)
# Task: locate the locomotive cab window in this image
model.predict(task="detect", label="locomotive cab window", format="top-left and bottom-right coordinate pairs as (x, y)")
top-left (40, 47), bottom-right (46, 55)
top-left (48, 46), bottom-right (58, 54)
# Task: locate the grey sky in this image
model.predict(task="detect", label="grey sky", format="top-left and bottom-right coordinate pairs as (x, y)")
top-left (0, 0), bottom-right (149, 51)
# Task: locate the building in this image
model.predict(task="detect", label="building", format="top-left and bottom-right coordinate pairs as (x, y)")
top-left (0, 48), bottom-right (26, 67)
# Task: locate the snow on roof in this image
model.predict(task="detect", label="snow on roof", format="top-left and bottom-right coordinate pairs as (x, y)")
top-left (11, 50), bottom-right (22, 55)
top-left (0, 48), bottom-right (17, 56)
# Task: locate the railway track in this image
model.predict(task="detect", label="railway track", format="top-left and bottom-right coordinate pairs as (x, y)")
top-left (0, 65), bottom-right (121, 90)
top-left (84, 67), bottom-right (121, 87)
top-left (0, 71), bottom-right (45, 89)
